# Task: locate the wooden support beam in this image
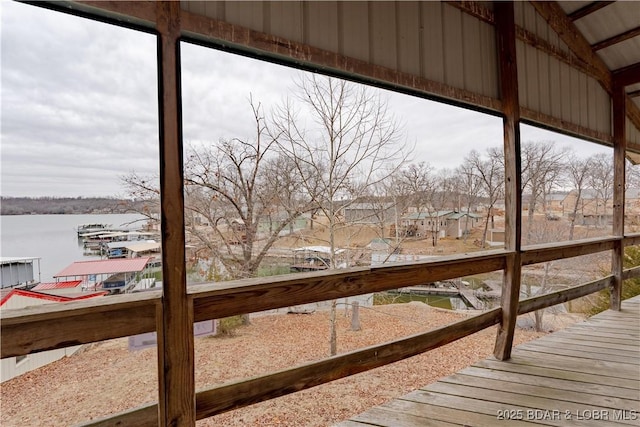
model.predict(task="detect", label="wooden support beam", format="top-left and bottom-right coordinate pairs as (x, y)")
top-left (58, 0), bottom-right (157, 29)
top-left (629, 90), bottom-right (640, 98)
top-left (156, 2), bottom-right (194, 426)
top-left (612, 83), bottom-right (627, 311)
top-left (446, 1), bottom-right (494, 25)
top-left (493, 1), bottom-right (522, 361)
top-left (520, 107), bottom-right (613, 145)
top-left (567, 1), bottom-right (614, 21)
top-left (613, 62), bottom-right (640, 87)
top-left (592, 26), bottom-right (640, 51)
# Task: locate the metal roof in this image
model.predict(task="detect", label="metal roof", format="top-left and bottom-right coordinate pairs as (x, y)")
top-left (293, 246), bottom-right (345, 255)
top-left (124, 242), bottom-right (161, 253)
top-left (0, 288), bottom-right (106, 307)
top-left (0, 257), bottom-right (41, 265)
top-left (32, 280), bottom-right (83, 291)
top-left (53, 257), bottom-right (151, 278)
top-left (557, 1), bottom-right (640, 113)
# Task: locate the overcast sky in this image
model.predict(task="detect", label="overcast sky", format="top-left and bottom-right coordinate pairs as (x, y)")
top-left (1, 1), bottom-right (611, 198)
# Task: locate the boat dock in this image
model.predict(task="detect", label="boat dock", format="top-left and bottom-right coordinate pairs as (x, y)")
top-left (392, 286), bottom-right (485, 309)
top-left (336, 295), bottom-right (640, 426)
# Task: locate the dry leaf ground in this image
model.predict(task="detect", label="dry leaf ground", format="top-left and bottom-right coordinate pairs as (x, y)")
top-left (0, 303), bottom-right (580, 426)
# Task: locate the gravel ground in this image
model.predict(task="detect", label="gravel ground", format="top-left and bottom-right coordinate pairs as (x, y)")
top-left (0, 303), bottom-right (578, 426)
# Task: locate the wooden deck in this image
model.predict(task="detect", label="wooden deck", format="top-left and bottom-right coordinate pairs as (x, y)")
top-left (336, 296), bottom-right (640, 427)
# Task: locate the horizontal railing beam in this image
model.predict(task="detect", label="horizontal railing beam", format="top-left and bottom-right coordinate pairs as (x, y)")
top-left (1, 252), bottom-right (506, 358)
top-left (78, 308), bottom-right (502, 425)
top-left (74, 404), bottom-right (157, 427)
top-left (623, 265), bottom-right (640, 280)
top-left (190, 251), bottom-right (507, 321)
top-left (0, 291), bottom-right (160, 359)
top-left (623, 233), bottom-right (640, 247)
top-left (521, 236), bottom-right (617, 266)
top-left (195, 308), bottom-right (501, 419)
top-left (517, 276), bottom-right (612, 315)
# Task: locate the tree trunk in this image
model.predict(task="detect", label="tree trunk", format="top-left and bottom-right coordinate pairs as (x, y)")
top-left (569, 195), bottom-right (581, 241)
top-left (481, 211), bottom-right (491, 248)
top-left (534, 261), bottom-right (552, 332)
top-left (329, 299), bottom-right (337, 355)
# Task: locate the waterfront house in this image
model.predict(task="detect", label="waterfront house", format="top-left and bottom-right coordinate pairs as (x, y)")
top-left (401, 211), bottom-right (481, 239)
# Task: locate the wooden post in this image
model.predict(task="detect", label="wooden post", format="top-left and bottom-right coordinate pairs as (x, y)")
top-left (493, 1), bottom-right (523, 360)
top-left (611, 82), bottom-right (626, 311)
top-left (351, 301), bottom-right (361, 331)
top-left (156, 2), bottom-right (195, 426)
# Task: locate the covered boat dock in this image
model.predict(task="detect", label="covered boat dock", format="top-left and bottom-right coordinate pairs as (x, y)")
top-left (53, 257), bottom-right (152, 294)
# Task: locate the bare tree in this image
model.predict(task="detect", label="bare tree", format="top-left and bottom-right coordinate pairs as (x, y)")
top-left (588, 153), bottom-right (614, 228)
top-left (396, 162), bottom-right (441, 245)
top-left (521, 141), bottom-right (567, 243)
top-left (626, 160), bottom-right (640, 189)
top-left (122, 99), bottom-right (315, 315)
top-left (467, 147), bottom-right (504, 248)
top-left (458, 152), bottom-right (485, 243)
top-left (273, 74), bottom-right (410, 355)
top-left (566, 152), bottom-right (590, 240)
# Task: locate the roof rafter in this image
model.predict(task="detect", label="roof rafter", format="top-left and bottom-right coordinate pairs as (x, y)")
top-left (567, 1), bottom-right (615, 21)
top-left (528, 1), bottom-right (640, 147)
top-left (613, 62), bottom-right (640, 87)
top-left (592, 26), bottom-right (640, 51)
top-left (530, 1), bottom-right (613, 93)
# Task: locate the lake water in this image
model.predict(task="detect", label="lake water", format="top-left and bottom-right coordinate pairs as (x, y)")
top-left (1, 214), bottom-right (146, 282)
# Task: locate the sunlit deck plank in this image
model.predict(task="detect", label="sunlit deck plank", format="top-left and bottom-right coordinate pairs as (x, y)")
top-left (336, 296), bottom-right (640, 426)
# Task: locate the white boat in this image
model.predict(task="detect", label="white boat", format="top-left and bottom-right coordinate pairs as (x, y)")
top-left (76, 223), bottom-right (113, 237)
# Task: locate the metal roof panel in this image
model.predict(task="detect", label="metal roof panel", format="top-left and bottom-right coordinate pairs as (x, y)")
top-left (32, 280), bottom-right (83, 290)
top-left (54, 257), bottom-right (151, 277)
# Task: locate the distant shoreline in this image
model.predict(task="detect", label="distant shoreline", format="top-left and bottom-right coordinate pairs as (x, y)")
top-left (0, 197), bottom-right (155, 216)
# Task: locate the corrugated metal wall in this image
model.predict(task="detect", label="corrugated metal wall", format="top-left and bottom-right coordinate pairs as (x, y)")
top-left (180, 1), bottom-right (500, 103)
top-left (180, 1), bottom-right (626, 146)
top-left (514, 2), bottom-right (611, 137)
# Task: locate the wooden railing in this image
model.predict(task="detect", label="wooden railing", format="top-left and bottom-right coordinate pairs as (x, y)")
top-left (2, 234), bottom-right (639, 426)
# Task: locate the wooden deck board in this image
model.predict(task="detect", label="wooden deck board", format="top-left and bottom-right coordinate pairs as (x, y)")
top-left (473, 359), bottom-right (639, 389)
top-left (457, 366), bottom-right (635, 400)
top-left (515, 344), bottom-right (640, 364)
top-left (535, 335), bottom-right (640, 351)
top-left (529, 339), bottom-right (640, 357)
top-left (335, 296), bottom-right (640, 426)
